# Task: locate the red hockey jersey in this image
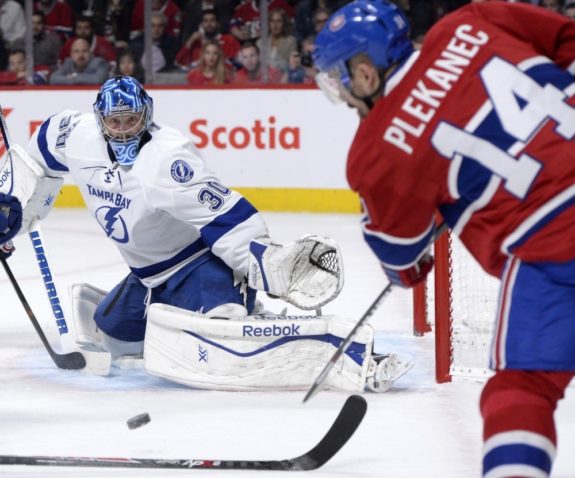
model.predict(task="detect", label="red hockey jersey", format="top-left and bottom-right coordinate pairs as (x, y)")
top-left (347, 3), bottom-right (575, 277)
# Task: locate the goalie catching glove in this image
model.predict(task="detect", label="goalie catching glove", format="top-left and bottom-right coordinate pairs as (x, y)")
top-left (248, 235), bottom-right (344, 310)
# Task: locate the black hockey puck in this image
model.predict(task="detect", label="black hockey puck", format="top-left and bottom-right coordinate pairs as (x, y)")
top-left (127, 413), bottom-right (151, 430)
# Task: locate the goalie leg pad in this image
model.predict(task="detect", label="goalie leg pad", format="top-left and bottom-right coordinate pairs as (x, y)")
top-left (71, 283), bottom-right (143, 364)
top-left (70, 283), bottom-right (113, 375)
top-left (143, 304), bottom-right (373, 392)
top-left (71, 283), bottom-right (109, 349)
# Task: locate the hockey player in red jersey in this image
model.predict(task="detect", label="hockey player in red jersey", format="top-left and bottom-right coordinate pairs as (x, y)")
top-left (314, 1), bottom-right (575, 477)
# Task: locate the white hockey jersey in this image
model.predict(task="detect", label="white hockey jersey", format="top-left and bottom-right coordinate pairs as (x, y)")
top-left (28, 110), bottom-right (269, 287)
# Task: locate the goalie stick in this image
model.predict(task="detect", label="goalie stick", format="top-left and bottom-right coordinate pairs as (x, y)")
top-left (0, 105), bottom-right (83, 369)
top-left (303, 223), bottom-right (449, 403)
top-left (0, 255), bottom-right (85, 370)
top-left (0, 394), bottom-right (367, 471)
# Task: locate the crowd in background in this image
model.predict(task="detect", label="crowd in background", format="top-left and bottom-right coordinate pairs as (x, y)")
top-left (0, 0), bottom-right (572, 86)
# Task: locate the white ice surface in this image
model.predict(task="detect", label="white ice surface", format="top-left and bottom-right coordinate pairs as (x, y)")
top-left (0, 210), bottom-right (573, 477)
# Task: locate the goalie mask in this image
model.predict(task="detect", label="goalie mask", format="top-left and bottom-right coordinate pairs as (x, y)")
top-left (94, 76), bottom-right (153, 166)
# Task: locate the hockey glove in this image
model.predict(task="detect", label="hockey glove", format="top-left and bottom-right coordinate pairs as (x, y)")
top-left (0, 240), bottom-right (15, 259)
top-left (248, 235), bottom-right (344, 310)
top-left (383, 253), bottom-right (434, 288)
top-left (0, 193), bottom-right (22, 243)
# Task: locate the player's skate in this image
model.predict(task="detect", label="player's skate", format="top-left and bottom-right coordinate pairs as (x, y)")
top-left (365, 353), bottom-right (414, 392)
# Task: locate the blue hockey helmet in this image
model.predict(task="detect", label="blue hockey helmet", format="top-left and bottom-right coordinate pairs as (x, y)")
top-left (313, 0), bottom-right (413, 102)
top-left (94, 76), bottom-right (153, 166)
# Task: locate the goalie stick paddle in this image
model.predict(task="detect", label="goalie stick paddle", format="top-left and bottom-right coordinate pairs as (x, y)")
top-left (0, 256), bottom-right (86, 370)
top-left (0, 106), bottom-right (74, 344)
top-left (303, 223), bottom-right (449, 403)
top-left (0, 394), bottom-right (367, 471)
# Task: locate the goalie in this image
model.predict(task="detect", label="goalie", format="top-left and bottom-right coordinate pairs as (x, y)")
top-left (18, 76), bottom-right (411, 392)
top-left (0, 192), bottom-right (22, 255)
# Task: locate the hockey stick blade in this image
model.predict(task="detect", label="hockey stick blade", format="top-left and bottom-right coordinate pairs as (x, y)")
top-left (50, 349), bottom-right (86, 370)
top-left (0, 395), bottom-right (367, 471)
top-left (1, 256), bottom-right (86, 370)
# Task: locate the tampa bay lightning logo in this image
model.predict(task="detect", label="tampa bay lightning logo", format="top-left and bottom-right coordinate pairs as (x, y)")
top-left (95, 206), bottom-right (129, 243)
top-left (170, 160), bottom-right (194, 183)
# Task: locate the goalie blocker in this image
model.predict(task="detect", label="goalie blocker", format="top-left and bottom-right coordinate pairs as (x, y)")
top-left (0, 145), bottom-right (62, 234)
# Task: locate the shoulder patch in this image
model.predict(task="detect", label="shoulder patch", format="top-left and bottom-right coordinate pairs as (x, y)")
top-left (170, 159), bottom-right (194, 183)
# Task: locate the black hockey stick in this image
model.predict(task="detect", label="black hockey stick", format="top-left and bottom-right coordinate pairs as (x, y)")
top-left (0, 255), bottom-right (86, 370)
top-left (303, 223), bottom-right (449, 403)
top-left (0, 394), bottom-right (366, 471)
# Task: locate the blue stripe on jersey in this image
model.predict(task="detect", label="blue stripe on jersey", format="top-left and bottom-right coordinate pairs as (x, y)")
top-left (506, 195), bottom-right (575, 252)
top-left (200, 197), bottom-right (259, 247)
top-left (37, 118), bottom-right (69, 172)
top-left (528, 62), bottom-right (575, 91)
top-left (130, 238), bottom-right (207, 279)
top-left (185, 330), bottom-right (367, 366)
top-left (483, 443), bottom-right (552, 475)
top-left (363, 225), bottom-right (434, 268)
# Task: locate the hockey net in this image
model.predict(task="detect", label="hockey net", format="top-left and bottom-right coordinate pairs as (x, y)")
top-left (414, 230), bottom-right (500, 382)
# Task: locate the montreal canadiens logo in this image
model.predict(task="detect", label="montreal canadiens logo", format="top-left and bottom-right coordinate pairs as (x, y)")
top-left (170, 160), bottom-right (194, 183)
top-left (330, 14), bottom-right (345, 31)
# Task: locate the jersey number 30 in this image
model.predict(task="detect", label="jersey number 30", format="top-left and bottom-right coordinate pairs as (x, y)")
top-left (432, 57), bottom-right (575, 199)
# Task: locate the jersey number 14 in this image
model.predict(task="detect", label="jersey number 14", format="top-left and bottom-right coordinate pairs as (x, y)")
top-left (432, 57), bottom-right (575, 199)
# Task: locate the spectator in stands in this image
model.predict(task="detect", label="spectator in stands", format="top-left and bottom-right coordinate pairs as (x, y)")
top-left (50, 37), bottom-right (109, 84)
top-left (256, 8), bottom-right (297, 73)
top-left (131, 12), bottom-right (180, 73)
top-left (130, 0), bottom-right (181, 39)
top-left (35, 0), bottom-right (75, 39)
top-left (32, 11), bottom-right (62, 71)
top-left (176, 9), bottom-right (240, 69)
top-left (60, 16), bottom-right (116, 68)
top-left (396, 1), bottom-right (470, 40)
top-left (0, 36), bottom-right (7, 70)
top-left (539, 0), bottom-right (563, 12)
top-left (299, 35), bottom-right (317, 84)
top-left (232, 42), bottom-right (283, 84)
top-left (282, 49), bottom-right (306, 84)
top-left (311, 7), bottom-right (331, 35)
top-left (0, 49), bottom-right (50, 85)
top-left (67, 0), bottom-right (108, 35)
top-left (180, 0), bottom-right (236, 41)
top-left (230, 0), bottom-right (294, 43)
top-left (103, 0), bottom-right (134, 50)
top-left (114, 49), bottom-right (145, 83)
top-left (294, 0), bottom-right (346, 41)
top-left (0, 0), bottom-right (25, 49)
top-left (186, 39), bottom-right (233, 85)
top-left (565, 0), bottom-right (575, 18)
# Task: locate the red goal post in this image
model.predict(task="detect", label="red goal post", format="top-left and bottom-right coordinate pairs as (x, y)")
top-left (413, 227), bottom-right (499, 383)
